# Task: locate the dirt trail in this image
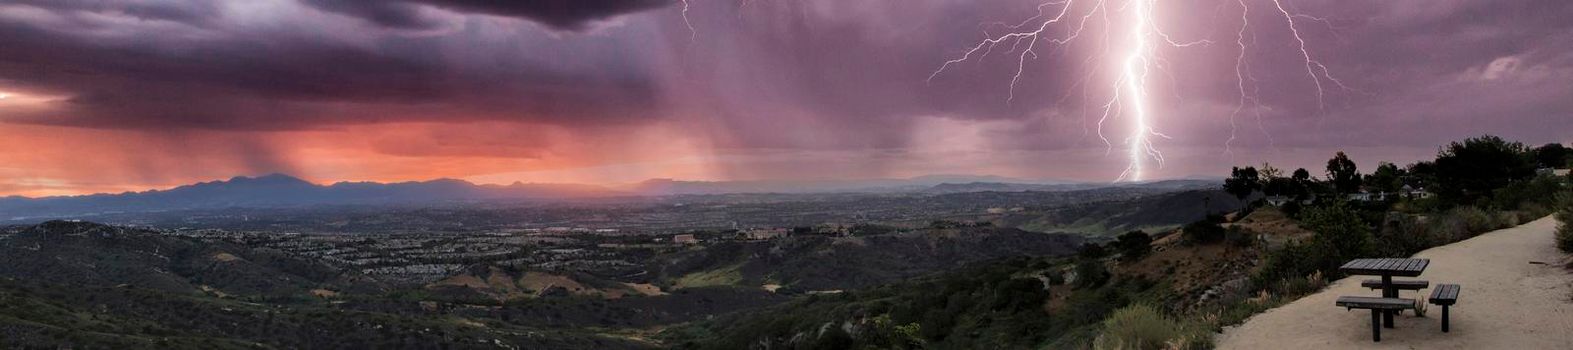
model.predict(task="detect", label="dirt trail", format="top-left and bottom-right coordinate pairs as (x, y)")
top-left (1216, 216), bottom-right (1573, 349)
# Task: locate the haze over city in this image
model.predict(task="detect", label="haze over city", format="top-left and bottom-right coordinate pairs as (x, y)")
top-left (1, 0), bottom-right (1568, 197)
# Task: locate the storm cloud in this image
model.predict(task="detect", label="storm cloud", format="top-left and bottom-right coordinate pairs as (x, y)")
top-left (0, 0), bottom-right (1569, 196)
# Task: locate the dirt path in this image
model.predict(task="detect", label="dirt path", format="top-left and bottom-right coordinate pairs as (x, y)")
top-left (1216, 216), bottom-right (1573, 349)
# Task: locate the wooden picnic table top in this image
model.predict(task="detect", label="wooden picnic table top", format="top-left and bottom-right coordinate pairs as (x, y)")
top-left (1339, 258), bottom-right (1429, 277)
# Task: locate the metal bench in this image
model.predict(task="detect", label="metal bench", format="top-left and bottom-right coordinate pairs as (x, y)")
top-left (1337, 296), bottom-right (1415, 342)
top-left (1429, 284), bottom-right (1461, 333)
top-left (1360, 279), bottom-right (1428, 290)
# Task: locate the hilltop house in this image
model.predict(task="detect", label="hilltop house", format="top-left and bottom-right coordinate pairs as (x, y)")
top-left (673, 234), bottom-right (698, 245)
top-left (1401, 185), bottom-right (1433, 199)
top-left (1265, 195), bottom-right (1292, 206)
top-left (1347, 190), bottom-right (1386, 202)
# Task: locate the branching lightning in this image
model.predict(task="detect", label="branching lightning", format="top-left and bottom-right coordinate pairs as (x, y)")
top-left (930, 0), bottom-right (1348, 182)
top-left (680, 0), bottom-right (697, 41)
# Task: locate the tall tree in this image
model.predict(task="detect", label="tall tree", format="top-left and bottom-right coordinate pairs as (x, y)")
top-left (1404, 161), bottom-right (1438, 190)
top-left (1325, 152), bottom-right (1361, 194)
top-left (1364, 162), bottom-right (1405, 193)
top-left (1292, 168), bottom-right (1312, 182)
top-left (1290, 168), bottom-right (1314, 199)
top-left (1224, 166), bottom-right (1261, 200)
top-left (1435, 135), bottom-right (1535, 206)
top-left (1533, 143), bottom-right (1570, 169)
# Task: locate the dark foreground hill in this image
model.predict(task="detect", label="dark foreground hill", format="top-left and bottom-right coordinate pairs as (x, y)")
top-left (0, 220), bottom-right (358, 297)
top-left (0, 220), bottom-right (1083, 349)
top-left (0, 221), bottom-right (656, 349)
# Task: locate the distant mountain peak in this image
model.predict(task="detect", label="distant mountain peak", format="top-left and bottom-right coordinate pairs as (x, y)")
top-left (237, 173), bottom-right (312, 185)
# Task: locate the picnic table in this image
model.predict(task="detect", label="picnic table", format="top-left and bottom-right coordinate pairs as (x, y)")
top-left (1340, 258), bottom-right (1429, 328)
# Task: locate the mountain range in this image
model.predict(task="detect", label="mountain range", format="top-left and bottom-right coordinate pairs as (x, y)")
top-left (0, 173), bottom-right (1219, 221)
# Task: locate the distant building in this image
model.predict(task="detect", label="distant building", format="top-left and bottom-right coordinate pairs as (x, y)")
top-left (1264, 195), bottom-right (1292, 206)
top-left (1401, 185), bottom-right (1433, 200)
top-left (673, 234), bottom-right (698, 245)
top-left (1556, 169), bottom-right (1571, 177)
top-left (740, 228), bottom-right (790, 240)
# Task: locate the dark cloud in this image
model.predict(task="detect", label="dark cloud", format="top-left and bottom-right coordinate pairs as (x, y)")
top-left (301, 0), bottom-right (434, 29)
top-left (0, 7), bottom-right (661, 130)
top-left (6, 0), bottom-right (222, 26)
top-left (303, 0), bottom-right (672, 31)
top-left (0, 0), bottom-right (1569, 186)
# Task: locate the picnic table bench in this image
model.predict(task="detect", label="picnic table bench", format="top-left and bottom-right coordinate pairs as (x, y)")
top-left (1336, 296), bottom-right (1416, 342)
top-left (1429, 284), bottom-right (1461, 332)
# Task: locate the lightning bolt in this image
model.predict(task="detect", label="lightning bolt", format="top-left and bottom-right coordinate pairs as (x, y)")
top-left (932, 0), bottom-right (1347, 182)
top-left (680, 0), bottom-right (697, 41)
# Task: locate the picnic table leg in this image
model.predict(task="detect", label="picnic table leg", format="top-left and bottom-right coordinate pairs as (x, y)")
top-left (1442, 305), bottom-right (1450, 333)
top-left (1371, 309), bottom-right (1382, 342)
top-left (1382, 275), bottom-right (1395, 328)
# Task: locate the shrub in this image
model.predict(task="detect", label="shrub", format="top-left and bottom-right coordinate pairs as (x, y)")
top-left (1074, 260), bottom-right (1111, 289)
top-left (1557, 194), bottom-right (1573, 254)
top-left (1115, 231), bottom-right (1153, 260)
top-left (1300, 203), bottom-right (1376, 266)
top-left (1252, 242), bottom-right (1321, 291)
top-left (1093, 304), bottom-right (1209, 350)
top-left (1375, 214), bottom-right (1437, 257)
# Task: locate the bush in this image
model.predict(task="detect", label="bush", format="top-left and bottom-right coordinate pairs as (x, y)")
top-left (1074, 260), bottom-right (1111, 289)
top-left (1374, 214), bottom-right (1437, 257)
top-left (1254, 203), bottom-right (1375, 290)
top-left (1300, 203), bottom-right (1376, 265)
top-left (1557, 195), bottom-right (1573, 254)
top-left (1093, 304), bottom-right (1209, 350)
top-left (1426, 206), bottom-right (1500, 243)
top-left (1115, 231), bottom-right (1153, 260)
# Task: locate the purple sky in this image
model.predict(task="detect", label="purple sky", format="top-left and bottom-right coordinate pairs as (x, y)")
top-left (0, 0), bottom-right (1569, 196)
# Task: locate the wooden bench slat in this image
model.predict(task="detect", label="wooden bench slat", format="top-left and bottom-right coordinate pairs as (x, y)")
top-left (1360, 279), bottom-right (1429, 290)
top-left (1336, 296), bottom-right (1416, 310)
top-left (1429, 284), bottom-right (1460, 305)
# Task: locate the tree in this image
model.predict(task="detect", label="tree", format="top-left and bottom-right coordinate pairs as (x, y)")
top-left (1364, 162), bottom-right (1405, 193)
top-left (1259, 163), bottom-right (1295, 197)
top-left (1404, 161), bottom-right (1438, 190)
top-left (1435, 135), bottom-right (1535, 206)
top-left (1325, 152), bottom-right (1361, 194)
top-left (1533, 143), bottom-right (1570, 169)
top-left (1300, 202), bottom-right (1375, 277)
top-left (1224, 166), bottom-right (1261, 200)
top-left (1114, 230), bottom-right (1152, 260)
top-left (1258, 163), bottom-right (1283, 180)
top-left (1290, 168), bottom-right (1315, 200)
top-left (1073, 259), bottom-right (1110, 288)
